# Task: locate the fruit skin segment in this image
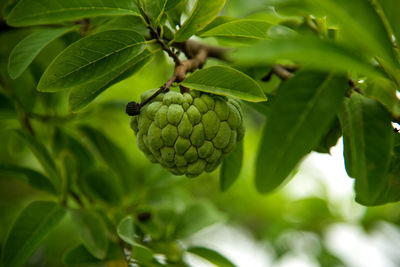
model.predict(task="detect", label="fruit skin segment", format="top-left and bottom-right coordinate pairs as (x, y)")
top-left (130, 89), bottom-right (245, 177)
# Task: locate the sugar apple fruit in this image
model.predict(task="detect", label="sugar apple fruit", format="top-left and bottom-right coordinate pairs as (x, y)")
top-left (130, 89), bottom-right (245, 177)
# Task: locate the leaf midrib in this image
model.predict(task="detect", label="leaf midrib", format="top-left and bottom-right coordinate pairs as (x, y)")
top-left (40, 39), bottom-right (146, 89)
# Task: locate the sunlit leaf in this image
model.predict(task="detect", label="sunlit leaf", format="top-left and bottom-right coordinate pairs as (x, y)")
top-left (2, 201), bottom-right (66, 267)
top-left (255, 71), bottom-right (347, 193)
top-left (187, 246), bottom-right (236, 267)
top-left (38, 30), bottom-right (146, 92)
top-left (174, 0), bottom-right (226, 42)
top-left (117, 215), bottom-right (136, 246)
top-left (181, 66), bottom-right (266, 102)
top-left (200, 19), bottom-right (272, 40)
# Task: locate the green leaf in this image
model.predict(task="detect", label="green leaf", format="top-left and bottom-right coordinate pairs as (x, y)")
top-left (117, 215), bottom-right (136, 246)
top-left (80, 168), bottom-right (123, 205)
top-left (174, 201), bottom-right (225, 239)
top-left (8, 27), bottom-right (75, 79)
top-left (273, 0), bottom-right (395, 64)
top-left (116, 216), bottom-right (157, 264)
top-left (14, 130), bottom-right (61, 192)
top-left (200, 19), bottom-right (272, 40)
top-left (6, 0), bottom-right (140, 27)
top-left (181, 66), bottom-right (266, 102)
top-left (37, 30), bottom-right (146, 92)
top-left (70, 209), bottom-right (109, 260)
top-left (313, 117), bottom-right (342, 154)
top-left (187, 246), bottom-right (236, 267)
top-left (220, 140), bottom-right (243, 191)
top-left (339, 94), bottom-right (395, 205)
top-left (62, 243), bottom-right (123, 266)
top-left (233, 37), bottom-right (383, 78)
top-left (69, 49), bottom-right (153, 112)
top-left (363, 77), bottom-right (400, 118)
top-left (197, 16), bottom-right (239, 35)
top-left (0, 164), bottom-right (56, 194)
top-left (78, 125), bottom-right (134, 192)
top-left (379, 0), bottom-right (400, 48)
top-left (52, 127), bottom-right (94, 173)
top-left (2, 201), bottom-right (66, 267)
top-left (255, 71), bottom-right (348, 193)
top-left (174, 0), bottom-right (226, 42)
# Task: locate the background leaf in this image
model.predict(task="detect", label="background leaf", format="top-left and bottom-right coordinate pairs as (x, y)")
top-left (2, 201), bottom-right (66, 267)
top-left (62, 243), bottom-right (123, 266)
top-left (68, 49), bottom-right (153, 112)
top-left (174, 0), bottom-right (226, 42)
top-left (70, 209), bottom-right (109, 260)
top-left (378, 0), bottom-right (400, 51)
top-left (339, 93), bottom-right (395, 205)
top-left (0, 164), bottom-right (56, 194)
top-left (173, 201), bottom-right (225, 239)
top-left (78, 125), bottom-right (134, 192)
top-left (14, 130), bottom-right (61, 192)
top-left (220, 140), bottom-right (243, 191)
top-left (80, 168), bottom-right (123, 205)
top-left (187, 246), bottom-right (236, 267)
top-left (8, 27), bottom-right (75, 79)
top-left (200, 19), bottom-right (272, 40)
top-left (6, 0), bottom-right (140, 27)
top-left (181, 66), bottom-right (266, 102)
top-left (233, 37), bottom-right (383, 78)
top-left (255, 72), bottom-right (348, 193)
top-left (117, 215), bottom-right (136, 246)
top-left (38, 30), bottom-right (146, 92)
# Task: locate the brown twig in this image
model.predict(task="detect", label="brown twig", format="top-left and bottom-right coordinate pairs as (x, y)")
top-left (141, 9), bottom-right (182, 65)
top-left (262, 64), bottom-right (297, 81)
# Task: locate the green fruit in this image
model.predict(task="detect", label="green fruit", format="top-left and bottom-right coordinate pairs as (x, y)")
top-left (130, 89), bottom-right (245, 177)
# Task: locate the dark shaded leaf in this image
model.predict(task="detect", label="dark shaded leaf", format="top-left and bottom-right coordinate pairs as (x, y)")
top-left (62, 243), bottom-right (123, 266)
top-left (220, 140), bottom-right (243, 191)
top-left (78, 125), bottom-right (134, 192)
top-left (339, 93), bottom-right (395, 205)
top-left (2, 201), bottom-right (66, 267)
top-left (0, 164), bottom-right (56, 194)
top-left (255, 71), bottom-right (347, 193)
top-left (80, 168), bottom-right (123, 205)
top-left (14, 130), bottom-right (61, 192)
